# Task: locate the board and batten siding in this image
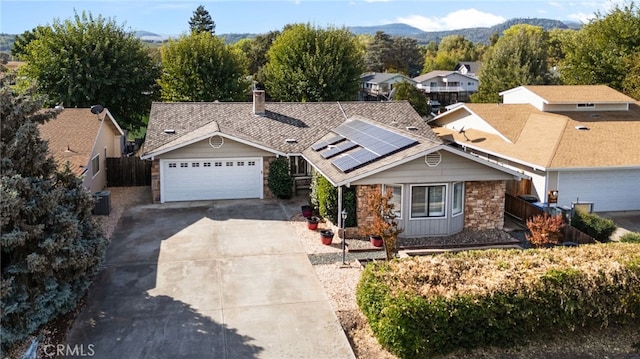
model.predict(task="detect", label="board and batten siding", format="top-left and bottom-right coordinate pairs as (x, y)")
top-left (352, 150), bottom-right (514, 186)
top-left (156, 137), bottom-right (274, 159)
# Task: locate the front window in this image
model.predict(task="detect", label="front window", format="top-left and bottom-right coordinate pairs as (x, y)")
top-left (290, 156), bottom-right (309, 176)
top-left (411, 185), bottom-right (446, 218)
top-left (383, 184), bottom-right (402, 219)
top-left (452, 182), bottom-right (464, 216)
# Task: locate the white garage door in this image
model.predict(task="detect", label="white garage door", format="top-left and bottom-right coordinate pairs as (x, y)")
top-left (161, 158), bottom-right (262, 202)
top-left (559, 169), bottom-right (640, 211)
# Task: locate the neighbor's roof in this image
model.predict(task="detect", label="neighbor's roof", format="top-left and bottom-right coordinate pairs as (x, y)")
top-left (413, 70), bottom-right (477, 83)
top-left (432, 102), bottom-right (640, 169)
top-left (501, 85), bottom-right (637, 104)
top-left (143, 101), bottom-right (440, 158)
top-left (39, 108), bottom-right (123, 176)
top-left (360, 72), bottom-right (416, 84)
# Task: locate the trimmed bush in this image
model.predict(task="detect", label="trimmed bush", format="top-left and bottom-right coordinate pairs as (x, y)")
top-left (310, 171), bottom-right (356, 226)
top-left (620, 232), bottom-right (640, 243)
top-left (571, 211), bottom-right (617, 242)
top-left (267, 157), bottom-right (293, 199)
top-left (356, 244), bottom-right (640, 358)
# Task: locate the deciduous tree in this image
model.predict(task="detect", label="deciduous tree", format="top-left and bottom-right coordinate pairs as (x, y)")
top-left (263, 23), bottom-right (364, 102)
top-left (392, 81), bottom-right (430, 117)
top-left (1, 77), bottom-right (107, 351)
top-left (472, 24), bottom-right (554, 103)
top-left (158, 32), bottom-right (249, 102)
top-left (18, 11), bottom-right (160, 130)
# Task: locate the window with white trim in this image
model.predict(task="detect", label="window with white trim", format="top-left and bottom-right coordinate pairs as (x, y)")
top-left (383, 184), bottom-right (402, 219)
top-left (289, 156), bottom-right (309, 176)
top-left (411, 184), bottom-right (446, 218)
top-left (452, 182), bottom-right (464, 216)
top-left (168, 163), bottom-right (177, 168)
top-left (248, 161), bottom-right (256, 166)
top-left (192, 162), bottom-right (200, 167)
top-left (203, 162), bottom-right (211, 167)
top-left (180, 163), bottom-right (188, 168)
top-left (91, 154), bottom-right (100, 177)
top-left (214, 162), bottom-right (222, 167)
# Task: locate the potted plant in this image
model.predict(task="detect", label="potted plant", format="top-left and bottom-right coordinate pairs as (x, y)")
top-left (363, 186), bottom-right (402, 260)
top-left (307, 216), bottom-right (320, 230)
top-left (320, 229), bottom-right (334, 245)
top-left (301, 205), bottom-right (313, 218)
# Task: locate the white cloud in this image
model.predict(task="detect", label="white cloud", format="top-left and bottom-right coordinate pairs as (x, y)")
top-left (396, 8), bottom-right (506, 32)
top-left (567, 11), bottom-right (595, 22)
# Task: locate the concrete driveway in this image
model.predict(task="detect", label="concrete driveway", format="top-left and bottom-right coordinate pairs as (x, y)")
top-left (597, 211), bottom-right (640, 240)
top-left (66, 199), bottom-right (355, 359)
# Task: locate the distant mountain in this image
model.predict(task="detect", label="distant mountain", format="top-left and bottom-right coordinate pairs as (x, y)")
top-left (348, 23), bottom-right (425, 37)
top-left (134, 30), bottom-right (168, 43)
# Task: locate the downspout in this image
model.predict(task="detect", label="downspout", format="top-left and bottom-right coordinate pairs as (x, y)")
top-left (337, 185), bottom-right (343, 232)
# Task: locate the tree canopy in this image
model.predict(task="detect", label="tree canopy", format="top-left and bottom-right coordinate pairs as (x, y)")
top-left (392, 81), bottom-right (430, 117)
top-left (1, 77), bottom-right (107, 350)
top-left (422, 35), bottom-right (480, 73)
top-left (263, 23), bottom-right (364, 102)
top-left (364, 31), bottom-right (423, 76)
top-left (560, 2), bottom-right (640, 99)
top-left (472, 24), bottom-right (555, 103)
top-left (158, 32), bottom-right (249, 102)
top-left (189, 5), bottom-right (215, 34)
top-left (18, 12), bottom-right (160, 130)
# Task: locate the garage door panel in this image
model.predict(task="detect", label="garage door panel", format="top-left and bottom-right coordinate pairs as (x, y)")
top-left (162, 159), bottom-right (262, 202)
top-left (559, 170), bottom-right (640, 211)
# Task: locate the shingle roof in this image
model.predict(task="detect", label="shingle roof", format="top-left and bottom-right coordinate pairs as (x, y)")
top-left (512, 85), bottom-right (637, 104)
top-left (433, 102), bottom-right (640, 169)
top-left (143, 101), bottom-right (440, 157)
top-left (38, 108), bottom-right (108, 176)
top-left (413, 70), bottom-right (478, 83)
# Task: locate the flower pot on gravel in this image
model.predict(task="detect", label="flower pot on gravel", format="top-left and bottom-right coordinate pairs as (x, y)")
top-left (307, 216), bottom-right (320, 230)
top-left (301, 205), bottom-right (313, 218)
top-left (370, 235), bottom-right (384, 248)
top-left (320, 230), bottom-right (334, 245)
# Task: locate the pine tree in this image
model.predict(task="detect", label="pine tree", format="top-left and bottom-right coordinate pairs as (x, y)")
top-left (0, 76), bottom-right (108, 351)
top-left (189, 5), bottom-right (215, 34)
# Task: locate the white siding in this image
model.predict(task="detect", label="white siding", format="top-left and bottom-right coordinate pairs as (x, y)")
top-left (558, 169), bottom-right (640, 211)
top-left (542, 103), bottom-right (629, 112)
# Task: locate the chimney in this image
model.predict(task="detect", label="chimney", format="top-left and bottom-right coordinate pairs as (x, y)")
top-left (253, 90), bottom-right (265, 116)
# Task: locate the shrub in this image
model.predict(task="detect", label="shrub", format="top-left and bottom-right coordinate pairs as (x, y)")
top-left (571, 211), bottom-right (617, 242)
top-left (309, 171), bottom-right (357, 226)
top-left (525, 214), bottom-right (564, 247)
top-left (267, 157), bottom-right (293, 199)
top-left (356, 244), bottom-right (640, 358)
top-left (620, 232), bottom-right (640, 243)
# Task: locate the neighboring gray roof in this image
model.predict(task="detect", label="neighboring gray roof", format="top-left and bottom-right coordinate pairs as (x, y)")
top-left (413, 70), bottom-right (478, 83)
top-left (143, 101), bottom-right (440, 158)
top-left (360, 72), bottom-right (416, 84)
top-left (455, 62), bottom-right (482, 74)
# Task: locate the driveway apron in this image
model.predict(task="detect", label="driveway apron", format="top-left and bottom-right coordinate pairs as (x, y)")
top-left (65, 199), bottom-right (355, 359)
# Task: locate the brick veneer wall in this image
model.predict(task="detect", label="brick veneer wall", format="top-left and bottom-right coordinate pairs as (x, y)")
top-left (464, 180), bottom-right (506, 230)
top-left (151, 159), bottom-right (160, 203)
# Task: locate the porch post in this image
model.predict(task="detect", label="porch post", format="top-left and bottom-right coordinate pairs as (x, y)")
top-left (337, 185), bottom-right (343, 230)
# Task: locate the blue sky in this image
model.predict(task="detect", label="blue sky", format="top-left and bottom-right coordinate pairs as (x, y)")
top-left (0, 0), bottom-right (626, 36)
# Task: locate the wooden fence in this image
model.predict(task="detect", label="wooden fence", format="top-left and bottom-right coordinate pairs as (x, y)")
top-left (106, 157), bottom-right (151, 187)
top-left (562, 225), bottom-right (597, 245)
top-left (504, 193), bottom-right (545, 222)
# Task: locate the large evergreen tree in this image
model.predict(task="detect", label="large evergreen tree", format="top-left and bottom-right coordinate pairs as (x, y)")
top-left (364, 32), bottom-right (423, 76)
top-left (263, 23), bottom-right (364, 102)
top-left (1, 77), bottom-right (108, 351)
top-left (560, 2), bottom-right (640, 99)
top-left (18, 11), bottom-right (160, 131)
top-left (189, 5), bottom-right (215, 34)
top-left (472, 24), bottom-right (555, 103)
top-left (158, 32), bottom-right (249, 102)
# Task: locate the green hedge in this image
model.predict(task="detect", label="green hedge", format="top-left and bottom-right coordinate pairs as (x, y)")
top-left (571, 211), bottom-right (617, 242)
top-left (309, 171), bottom-right (356, 226)
top-left (620, 232), bottom-right (640, 243)
top-left (267, 157), bottom-right (293, 199)
top-left (356, 244), bottom-right (640, 358)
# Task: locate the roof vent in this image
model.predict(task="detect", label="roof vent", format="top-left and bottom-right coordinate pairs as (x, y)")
top-left (285, 138), bottom-right (297, 143)
top-left (163, 129), bottom-right (176, 134)
top-left (406, 126), bottom-right (418, 131)
top-left (575, 125), bottom-right (590, 131)
top-left (209, 135), bottom-right (224, 148)
top-left (425, 151), bottom-right (442, 167)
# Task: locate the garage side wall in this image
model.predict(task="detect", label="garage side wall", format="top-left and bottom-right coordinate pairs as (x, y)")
top-left (152, 159), bottom-right (160, 203)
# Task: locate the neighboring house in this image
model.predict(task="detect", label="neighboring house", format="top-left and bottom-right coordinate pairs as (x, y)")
top-left (360, 72), bottom-right (416, 101)
top-left (141, 91), bottom-right (527, 238)
top-left (429, 85), bottom-right (640, 212)
top-left (413, 70), bottom-right (479, 105)
top-left (39, 108), bottom-right (125, 193)
top-left (454, 62), bottom-right (482, 76)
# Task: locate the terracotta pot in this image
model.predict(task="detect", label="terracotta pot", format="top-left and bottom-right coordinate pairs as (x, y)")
top-left (307, 216), bottom-right (319, 230)
top-left (301, 205), bottom-right (313, 218)
top-left (320, 230), bottom-right (334, 245)
top-left (370, 235), bottom-right (384, 248)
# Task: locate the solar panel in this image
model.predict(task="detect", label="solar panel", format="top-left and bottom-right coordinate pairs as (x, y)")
top-left (329, 119), bottom-right (419, 173)
top-left (321, 141), bottom-right (357, 159)
top-left (311, 135), bottom-right (345, 151)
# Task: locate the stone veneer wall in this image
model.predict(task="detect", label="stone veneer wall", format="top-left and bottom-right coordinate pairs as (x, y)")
top-left (353, 184), bottom-right (381, 238)
top-left (262, 156), bottom-right (276, 199)
top-left (464, 180), bottom-right (506, 230)
top-left (151, 159), bottom-right (160, 203)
